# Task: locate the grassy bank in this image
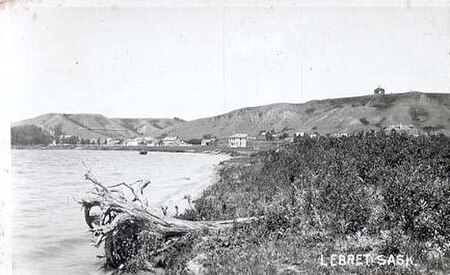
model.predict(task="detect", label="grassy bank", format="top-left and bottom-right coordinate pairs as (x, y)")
top-left (158, 130), bottom-right (450, 275)
top-left (97, 130), bottom-right (450, 274)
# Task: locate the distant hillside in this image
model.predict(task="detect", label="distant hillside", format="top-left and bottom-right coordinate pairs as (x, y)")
top-left (160, 92), bottom-right (450, 139)
top-left (13, 92), bottom-right (450, 141)
top-left (13, 113), bottom-right (184, 139)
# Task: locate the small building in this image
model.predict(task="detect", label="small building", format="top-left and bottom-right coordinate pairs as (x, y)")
top-left (228, 134), bottom-right (248, 148)
top-left (201, 138), bottom-right (218, 146)
top-left (333, 133), bottom-right (348, 137)
top-left (142, 136), bottom-right (157, 147)
top-left (161, 136), bottom-right (190, 147)
top-left (386, 124), bottom-right (420, 136)
top-left (178, 140), bottom-right (192, 147)
top-left (125, 138), bottom-right (139, 147)
top-left (294, 132), bottom-right (320, 138)
top-left (106, 138), bottom-right (122, 146)
top-left (374, 86), bottom-right (385, 95)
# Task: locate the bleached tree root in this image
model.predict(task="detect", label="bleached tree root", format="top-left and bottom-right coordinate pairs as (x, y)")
top-left (79, 170), bottom-right (257, 272)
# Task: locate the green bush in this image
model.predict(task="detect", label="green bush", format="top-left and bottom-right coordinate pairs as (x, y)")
top-left (181, 130), bottom-right (450, 274)
top-left (11, 125), bottom-right (52, 145)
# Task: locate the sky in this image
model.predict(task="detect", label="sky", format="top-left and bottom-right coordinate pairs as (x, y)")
top-left (1, 0), bottom-right (449, 122)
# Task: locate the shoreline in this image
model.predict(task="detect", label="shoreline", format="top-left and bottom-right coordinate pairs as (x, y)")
top-left (10, 145), bottom-right (262, 156)
top-left (10, 149), bottom-right (232, 275)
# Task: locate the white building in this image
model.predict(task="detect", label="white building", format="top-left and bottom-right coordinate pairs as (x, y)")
top-left (333, 133), bottom-right (348, 137)
top-left (228, 134), bottom-right (248, 148)
top-left (201, 138), bottom-right (217, 146)
top-left (106, 138), bottom-right (121, 146)
top-left (143, 136), bottom-right (157, 146)
top-left (125, 138), bottom-right (139, 146)
top-left (161, 136), bottom-right (191, 147)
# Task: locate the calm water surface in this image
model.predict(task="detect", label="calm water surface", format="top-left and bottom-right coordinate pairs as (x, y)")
top-left (11, 149), bottom-right (229, 275)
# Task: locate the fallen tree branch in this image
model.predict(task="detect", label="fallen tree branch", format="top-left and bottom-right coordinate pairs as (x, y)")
top-left (79, 171), bottom-right (257, 272)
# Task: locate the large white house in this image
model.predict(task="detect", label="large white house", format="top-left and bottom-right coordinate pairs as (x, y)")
top-left (227, 134), bottom-right (248, 148)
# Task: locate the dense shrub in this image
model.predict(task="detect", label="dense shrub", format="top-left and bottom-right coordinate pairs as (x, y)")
top-left (11, 125), bottom-right (52, 145)
top-left (184, 130), bottom-right (450, 274)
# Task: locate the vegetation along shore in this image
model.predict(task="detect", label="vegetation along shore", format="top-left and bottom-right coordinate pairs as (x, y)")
top-left (80, 130), bottom-right (450, 275)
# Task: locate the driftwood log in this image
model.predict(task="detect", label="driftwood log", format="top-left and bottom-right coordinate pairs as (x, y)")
top-left (79, 169), bottom-right (256, 272)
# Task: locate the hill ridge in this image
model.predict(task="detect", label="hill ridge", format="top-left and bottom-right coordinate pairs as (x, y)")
top-left (13, 92), bottom-right (450, 139)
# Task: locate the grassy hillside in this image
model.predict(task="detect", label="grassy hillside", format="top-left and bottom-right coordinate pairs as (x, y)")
top-left (161, 92), bottom-right (450, 139)
top-left (112, 117), bottom-right (185, 137)
top-left (13, 92), bottom-right (450, 140)
top-left (13, 113), bottom-right (184, 139)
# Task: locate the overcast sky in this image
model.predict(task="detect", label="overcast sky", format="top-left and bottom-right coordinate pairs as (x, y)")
top-left (1, 0), bottom-right (449, 122)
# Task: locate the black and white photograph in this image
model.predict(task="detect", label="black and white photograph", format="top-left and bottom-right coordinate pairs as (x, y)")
top-left (1, 0), bottom-right (450, 274)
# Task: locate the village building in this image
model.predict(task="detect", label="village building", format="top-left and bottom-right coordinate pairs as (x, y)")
top-left (294, 132), bottom-right (319, 138)
top-left (228, 133), bottom-right (248, 148)
top-left (106, 138), bottom-right (122, 146)
top-left (386, 124), bottom-right (420, 136)
top-left (178, 140), bottom-right (192, 147)
top-left (201, 138), bottom-right (218, 146)
top-left (161, 136), bottom-right (179, 146)
top-left (89, 138), bottom-right (98, 145)
top-left (142, 136), bottom-right (158, 147)
top-left (333, 133), bottom-right (348, 137)
top-left (161, 136), bottom-right (191, 147)
top-left (125, 138), bottom-right (139, 146)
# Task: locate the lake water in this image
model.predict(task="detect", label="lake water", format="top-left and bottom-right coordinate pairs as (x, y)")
top-left (11, 149), bottom-right (230, 275)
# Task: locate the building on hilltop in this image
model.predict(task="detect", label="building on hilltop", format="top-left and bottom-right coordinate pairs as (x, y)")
top-left (374, 86), bottom-right (385, 95)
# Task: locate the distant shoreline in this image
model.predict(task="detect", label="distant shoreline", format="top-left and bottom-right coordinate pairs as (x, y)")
top-left (10, 144), bottom-right (262, 156)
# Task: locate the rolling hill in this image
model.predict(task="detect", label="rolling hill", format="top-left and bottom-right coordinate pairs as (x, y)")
top-left (159, 92), bottom-right (450, 139)
top-left (13, 92), bottom-right (450, 140)
top-left (13, 113), bottom-right (184, 139)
